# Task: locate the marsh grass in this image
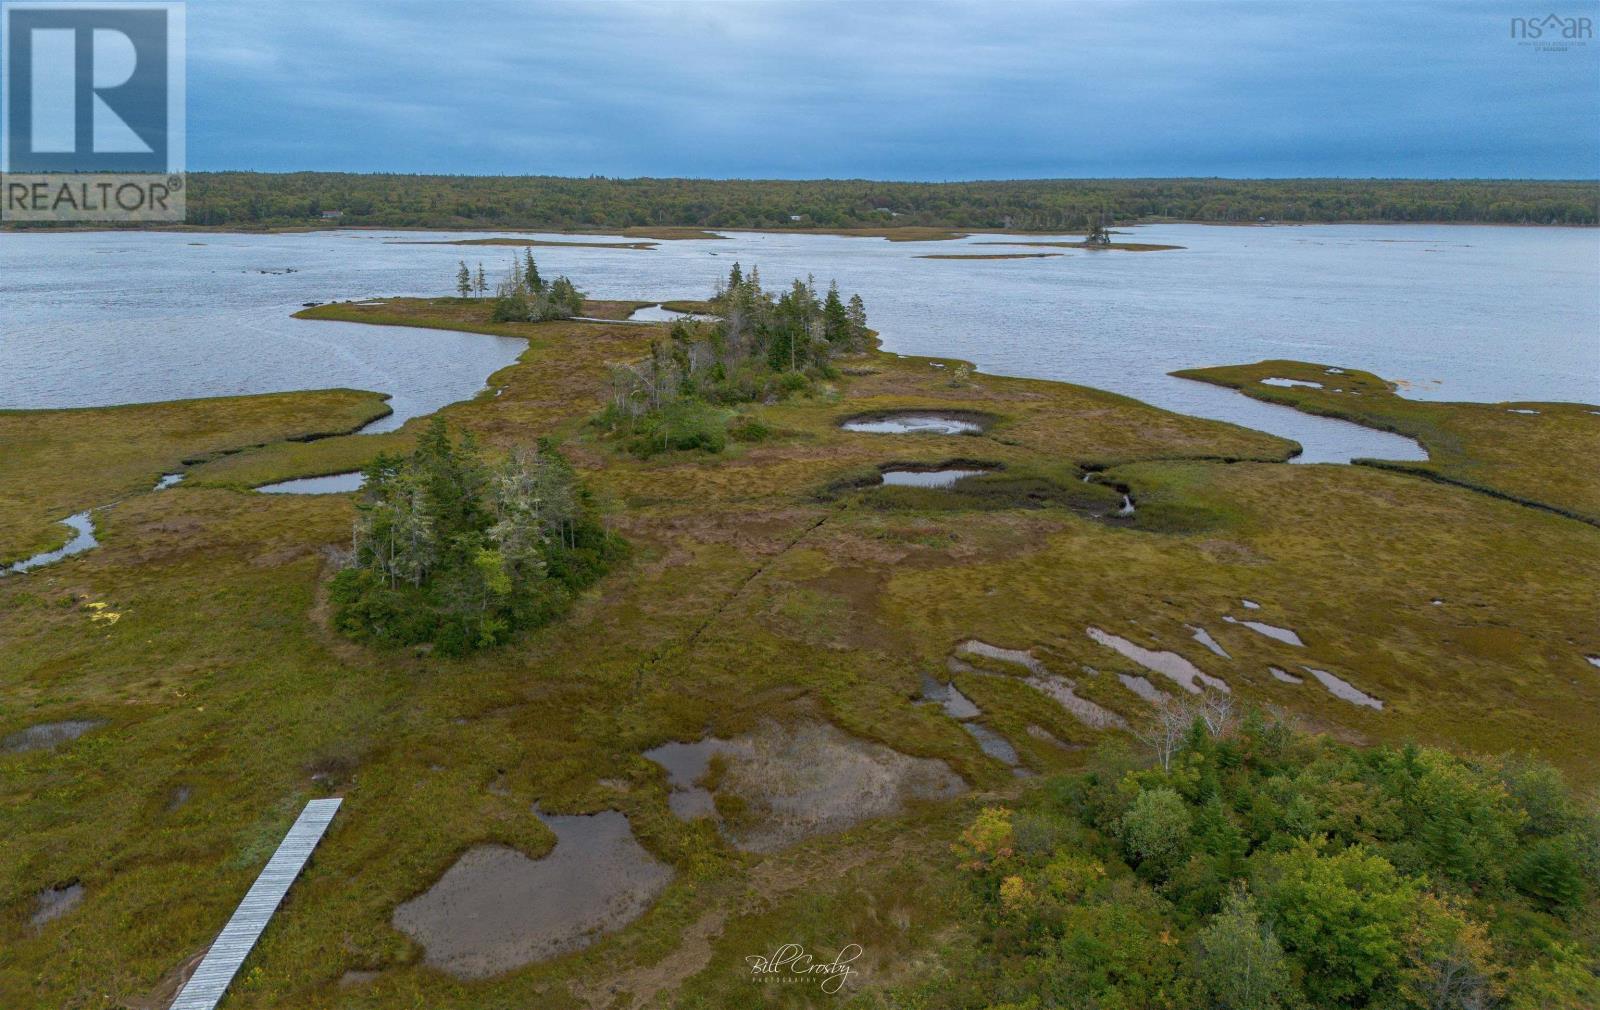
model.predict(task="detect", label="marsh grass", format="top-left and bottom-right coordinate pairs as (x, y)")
top-left (1175, 359), bottom-right (1600, 523)
top-left (2, 297), bottom-right (1596, 1008)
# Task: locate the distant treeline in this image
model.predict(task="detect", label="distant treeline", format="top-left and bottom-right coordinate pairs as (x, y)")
top-left (27, 174), bottom-right (1600, 229)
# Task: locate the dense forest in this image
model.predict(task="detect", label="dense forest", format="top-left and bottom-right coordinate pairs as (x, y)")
top-left (916, 698), bottom-right (1600, 1010)
top-left (51, 175), bottom-right (1599, 230)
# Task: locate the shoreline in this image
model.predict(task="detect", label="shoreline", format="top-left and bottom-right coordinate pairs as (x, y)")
top-left (5, 218), bottom-right (1595, 238)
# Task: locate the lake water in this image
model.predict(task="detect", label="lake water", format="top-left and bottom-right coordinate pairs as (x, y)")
top-left (1, 225), bottom-right (1594, 461)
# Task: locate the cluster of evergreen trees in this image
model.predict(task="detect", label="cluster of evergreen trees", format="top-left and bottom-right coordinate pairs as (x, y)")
top-left (126, 174), bottom-right (1600, 230)
top-left (330, 420), bottom-right (621, 654)
top-left (599, 263), bottom-right (869, 456)
top-left (456, 249), bottom-right (585, 322)
top-left (935, 701), bottom-right (1598, 1010)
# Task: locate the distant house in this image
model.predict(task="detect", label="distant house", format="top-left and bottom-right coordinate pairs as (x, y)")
top-left (319, 210), bottom-right (344, 220)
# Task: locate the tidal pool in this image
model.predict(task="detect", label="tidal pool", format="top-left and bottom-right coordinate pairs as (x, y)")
top-left (1189, 625), bottom-right (1230, 658)
top-left (880, 466), bottom-right (995, 488)
top-left (962, 723), bottom-right (1023, 769)
top-left (1304, 667), bottom-right (1385, 710)
top-left (1086, 627), bottom-right (1230, 694)
top-left (1118, 673), bottom-right (1166, 704)
top-left (1025, 674), bottom-right (1129, 730)
top-left (256, 472), bottom-right (366, 494)
top-left (391, 809), bottom-right (672, 979)
top-left (650, 721), bottom-right (965, 852)
top-left (1269, 666), bottom-right (1305, 684)
top-left (957, 640), bottom-right (1127, 728)
top-left (2, 512), bottom-right (97, 576)
top-left (916, 675), bottom-right (1022, 769)
top-left (918, 674), bottom-right (982, 719)
top-left (956, 639), bottom-right (1048, 675)
top-left (841, 413), bottom-right (986, 435)
top-left (643, 738), bottom-right (734, 820)
top-left (628, 303), bottom-right (711, 323)
top-left (1261, 377), bottom-right (1324, 389)
top-left (1222, 615), bottom-right (1305, 647)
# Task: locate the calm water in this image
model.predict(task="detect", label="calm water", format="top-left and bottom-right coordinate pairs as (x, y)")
top-left (256, 471), bottom-right (366, 494)
top-left (2, 225), bottom-right (1594, 461)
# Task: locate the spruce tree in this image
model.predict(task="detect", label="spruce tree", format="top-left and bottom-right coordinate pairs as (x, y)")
top-left (524, 249), bottom-right (544, 293)
top-left (456, 261), bottom-right (472, 299)
top-left (846, 293), bottom-right (868, 345)
top-left (823, 281), bottom-right (849, 343)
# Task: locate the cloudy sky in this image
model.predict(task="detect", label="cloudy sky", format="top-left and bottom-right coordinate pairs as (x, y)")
top-left (185, 0), bottom-right (1600, 178)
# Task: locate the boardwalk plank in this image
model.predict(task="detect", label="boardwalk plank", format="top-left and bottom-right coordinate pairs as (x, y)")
top-left (168, 798), bottom-right (341, 1010)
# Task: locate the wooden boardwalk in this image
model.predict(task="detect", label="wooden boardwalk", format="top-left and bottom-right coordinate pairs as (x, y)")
top-left (170, 798), bottom-right (342, 1010)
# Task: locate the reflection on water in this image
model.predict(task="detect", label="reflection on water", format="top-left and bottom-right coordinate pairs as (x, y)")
top-left (1304, 667), bottom-right (1384, 710)
top-left (628, 303), bottom-right (711, 323)
top-left (842, 414), bottom-right (984, 435)
top-left (1087, 626), bottom-right (1230, 694)
top-left (880, 467), bottom-right (993, 488)
top-left (2, 512), bottom-right (97, 576)
top-left (1222, 614), bottom-right (1305, 647)
top-left (257, 472), bottom-right (366, 494)
top-left (391, 809), bottom-right (672, 979)
top-left (3, 225), bottom-right (1592, 461)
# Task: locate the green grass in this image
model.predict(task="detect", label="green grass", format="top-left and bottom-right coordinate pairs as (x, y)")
top-left (1174, 359), bottom-right (1600, 524)
top-left (2, 299), bottom-right (1596, 1008)
top-left (0, 390), bottom-right (390, 565)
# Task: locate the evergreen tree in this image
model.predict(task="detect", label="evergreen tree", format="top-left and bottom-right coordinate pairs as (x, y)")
top-left (822, 281), bottom-right (849, 343)
top-left (332, 421), bottom-right (621, 654)
top-left (456, 260), bottom-right (472, 298)
top-left (474, 262), bottom-right (488, 297)
top-left (524, 248), bottom-right (543, 293)
top-left (846, 293), bottom-right (868, 344)
top-left (548, 276), bottom-right (583, 317)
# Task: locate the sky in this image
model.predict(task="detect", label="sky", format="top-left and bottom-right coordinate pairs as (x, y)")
top-left (183, 0), bottom-right (1600, 178)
